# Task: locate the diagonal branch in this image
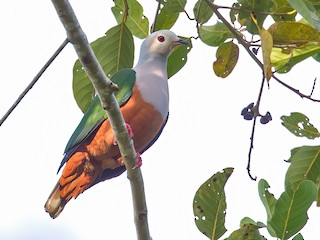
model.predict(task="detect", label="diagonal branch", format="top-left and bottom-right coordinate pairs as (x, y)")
top-left (50, 1), bottom-right (151, 239)
top-left (205, 0), bottom-right (320, 180)
top-left (151, 0), bottom-right (162, 33)
top-left (204, 0), bottom-right (320, 102)
top-left (204, 0), bottom-right (263, 69)
top-left (0, 39), bottom-right (69, 127)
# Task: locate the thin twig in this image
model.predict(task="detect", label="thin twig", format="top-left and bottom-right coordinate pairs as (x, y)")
top-left (0, 38), bottom-right (69, 127)
top-left (205, 0), bottom-right (265, 179)
top-left (205, 0), bottom-right (320, 102)
top-left (150, 0), bottom-right (162, 33)
top-left (123, 0), bottom-right (129, 23)
top-left (204, 0), bottom-right (264, 69)
top-left (51, 0), bottom-right (151, 239)
top-left (309, 78), bottom-right (317, 97)
top-left (273, 75), bottom-right (320, 102)
top-left (204, 0), bottom-right (320, 179)
top-left (247, 75), bottom-right (266, 181)
top-left (205, 0), bottom-right (320, 181)
top-left (184, 10), bottom-right (194, 20)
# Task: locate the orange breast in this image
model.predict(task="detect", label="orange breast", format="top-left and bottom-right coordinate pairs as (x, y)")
top-left (85, 84), bottom-right (166, 166)
top-left (58, 85), bottom-right (167, 201)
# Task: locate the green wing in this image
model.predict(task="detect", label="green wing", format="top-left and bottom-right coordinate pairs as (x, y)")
top-left (57, 68), bottom-right (136, 172)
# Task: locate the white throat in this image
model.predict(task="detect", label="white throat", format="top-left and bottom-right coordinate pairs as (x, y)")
top-left (133, 59), bottom-right (169, 118)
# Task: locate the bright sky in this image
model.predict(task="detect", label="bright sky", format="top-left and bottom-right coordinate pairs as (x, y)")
top-left (1, 0), bottom-right (319, 239)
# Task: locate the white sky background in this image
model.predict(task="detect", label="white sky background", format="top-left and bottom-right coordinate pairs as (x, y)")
top-left (0, 0), bottom-right (319, 239)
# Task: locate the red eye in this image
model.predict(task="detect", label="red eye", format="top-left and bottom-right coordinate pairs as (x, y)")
top-left (158, 36), bottom-right (165, 42)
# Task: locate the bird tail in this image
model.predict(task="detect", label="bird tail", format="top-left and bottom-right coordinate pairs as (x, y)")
top-left (45, 152), bottom-right (99, 218)
top-left (44, 182), bottom-right (66, 219)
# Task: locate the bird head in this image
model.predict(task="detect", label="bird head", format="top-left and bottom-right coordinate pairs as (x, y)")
top-left (138, 30), bottom-right (189, 63)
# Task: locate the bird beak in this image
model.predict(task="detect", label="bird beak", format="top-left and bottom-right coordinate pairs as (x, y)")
top-left (175, 38), bottom-right (190, 46)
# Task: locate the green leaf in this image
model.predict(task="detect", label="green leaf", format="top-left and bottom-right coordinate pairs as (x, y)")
top-left (112, 0), bottom-right (149, 39)
top-left (288, 0), bottom-right (320, 30)
top-left (316, 175), bottom-right (320, 206)
top-left (230, 3), bottom-right (240, 24)
top-left (228, 223), bottom-right (266, 240)
top-left (280, 112), bottom-right (320, 139)
top-left (313, 52), bottom-right (320, 61)
top-left (258, 179), bottom-right (277, 222)
top-left (292, 233), bottom-right (304, 240)
top-left (99, 24), bottom-right (134, 75)
top-left (268, 180), bottom-right (317, 240)
top-left (238, 0), bottom-right (276, 34)
top-left (285, 146), bottom-right (320, 194)
top-left (153, 6), bottom-right (179, 31)
top-left (213, 41), bottom-right (239, 78)
top-left (72, 37), bottom-right (103, 113)
top-left (193, 0), bottom-right (214, 24)
top-left (271, 45), bottom-right (320, 73)
top-left (193, 168), bottom-right (233, 239)
top-left (73, 24), bottom-right (134, 112)
top-left (167, 37), bottom-right (192, 78)
top-left (199, 22), bottom-right (233, 47)
top-left (268, 21), bottom-right (320, 47)
top-left (163, 0), bottom-right (186, 12)
top-left (272, 0), bottom-right (297, 22)
top-left (240, 217), bottom-right (266, 228)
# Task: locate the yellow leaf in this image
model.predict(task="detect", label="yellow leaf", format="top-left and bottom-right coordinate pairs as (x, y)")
top-left (268, 21), bottom-right (320, 48)
top-left (250, 13), bottom-right (273, 81)
top-left (213, 41), bottom-right (239, 78)
top-left (260, 29), bottom-right (273, 80)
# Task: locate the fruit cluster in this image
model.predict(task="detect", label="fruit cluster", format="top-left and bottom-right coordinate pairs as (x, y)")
top-left (241, 102), bottom-right (272, 124)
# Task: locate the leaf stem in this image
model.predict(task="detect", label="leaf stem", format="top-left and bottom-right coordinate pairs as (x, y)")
top-left (122, 0), bottom-right (129, 23)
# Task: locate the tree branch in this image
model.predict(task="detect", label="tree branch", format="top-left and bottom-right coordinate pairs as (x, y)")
top-left (0, 39), bottom-right (69, 127)
top-left (150, 0), bottom-right (162, 33)
top-left (204, 0), bottom-right (264, 69)
top-left (205, 0), bottom-right (320, 102)
top-left (205, 0), bottom-right (320, 179)
top-left (247, 74), bottom-right (266, 181)
top-left (273, 75), bottom-right (320, 102)
top-left (50, 1), bottom-right (151, 239)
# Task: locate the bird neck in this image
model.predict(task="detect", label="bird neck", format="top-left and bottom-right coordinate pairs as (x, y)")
top-left (136, 51), bottom-right (168, 69)
top-left (133, 52), bottom-right (169, 118)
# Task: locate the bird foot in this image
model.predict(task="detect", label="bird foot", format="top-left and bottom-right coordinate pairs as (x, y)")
top-left (117, 152), bottom-right (142, 169)
top-left (113, 123), bottom-right (134, 145)
top-left (125, 123), bottom-right (134, 138)
top-left (132, 153), bottom-right (142, 169)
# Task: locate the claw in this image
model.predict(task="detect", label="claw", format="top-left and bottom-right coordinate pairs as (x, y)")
top-left (125, 123), bottom-right (134, 138)
top-left (113, 123), bottom-right (134, 145)
top-left (132, 153), bottom-right (142, 169)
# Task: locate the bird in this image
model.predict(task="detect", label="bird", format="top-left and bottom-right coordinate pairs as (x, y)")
top-left (45, 30), bottom-right (189, 219)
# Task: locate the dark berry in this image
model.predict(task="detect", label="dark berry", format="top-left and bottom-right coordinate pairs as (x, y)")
top-left (247, 102), bottom-right (254, 109)
top-left (260, 116), bottom-right (269, 124)
top-left (265, 111), bottom-right (272, 121)
top-left (252, 48), bottom-right (259, 55)
top-left (244, 111), bottom-right (254, 120)
top-left (241, 107), bottom-right (249, 116)
top-left (241, 103), bottom-right (255, 120)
